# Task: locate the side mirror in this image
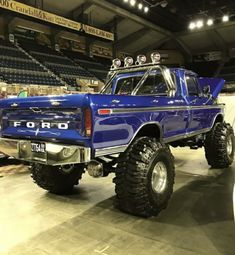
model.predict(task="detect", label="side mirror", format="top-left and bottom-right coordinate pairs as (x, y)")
top-left (203, 85), bottom-right (211, 96)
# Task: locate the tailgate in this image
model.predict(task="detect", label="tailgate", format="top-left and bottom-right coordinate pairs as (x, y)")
top-left (0, 94), bottom-right (91, 145)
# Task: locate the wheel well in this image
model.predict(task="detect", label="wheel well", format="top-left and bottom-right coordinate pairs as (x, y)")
top-left (214, 114), bottom-right (224, 125)
top-left (136, 124), bottom-right (162, 139)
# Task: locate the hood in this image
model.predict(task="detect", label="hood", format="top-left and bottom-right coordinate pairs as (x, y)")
top-left (198, 77), bottom-right (225, 99)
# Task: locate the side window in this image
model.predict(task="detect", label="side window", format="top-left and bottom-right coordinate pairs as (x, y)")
top-left (137, 74), bottom-right (167, 95)
top-left (186, 76), bottom-right (199, 96)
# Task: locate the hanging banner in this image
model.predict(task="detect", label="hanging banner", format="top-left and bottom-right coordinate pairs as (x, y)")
top-left (0, 0), bottom-right (114, 41)
top-left (83, 25), bottom-right (114, 41)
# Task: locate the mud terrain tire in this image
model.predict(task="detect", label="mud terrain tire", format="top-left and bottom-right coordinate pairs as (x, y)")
top-left (205, 122), bottom-right (234, 168)
top-left (30, 164), bottom-right (84, 194)
top-left (113, 137), bottom-right (175, 217)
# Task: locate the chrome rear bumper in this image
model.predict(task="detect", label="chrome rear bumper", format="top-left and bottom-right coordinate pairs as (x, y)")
top-left (0, 138), bottom-right (91, 166)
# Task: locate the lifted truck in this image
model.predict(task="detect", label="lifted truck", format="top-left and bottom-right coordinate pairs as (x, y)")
top-left (0, 53), bottom-right (234, 217)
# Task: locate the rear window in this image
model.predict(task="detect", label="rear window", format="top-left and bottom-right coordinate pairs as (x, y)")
top-left (115, 76), bottom-right (141, 95)
top-left (137, 74), bottom-right (167, 95)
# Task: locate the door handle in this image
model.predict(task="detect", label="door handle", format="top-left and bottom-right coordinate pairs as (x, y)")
top-left (111, 99), bottom-right (120, 104)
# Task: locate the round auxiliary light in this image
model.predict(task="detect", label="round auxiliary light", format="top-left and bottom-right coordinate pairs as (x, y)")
top-left (151, 52), bottom-right (161, 64)
top-left (136, 55), bottom-right (147, 65)
top-left (111, 58), bottom-right (122, 69)
top-left (124, 57), bottom-right (134, 67)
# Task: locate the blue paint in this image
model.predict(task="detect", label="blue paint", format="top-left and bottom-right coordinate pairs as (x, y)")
top-left (0, 68), bottom-right (225, 156)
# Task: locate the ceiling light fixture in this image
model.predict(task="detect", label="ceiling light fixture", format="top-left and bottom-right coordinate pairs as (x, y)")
top-left (138, 3), bottom-right (143, 10)
top-left (222, 15), bottom-right (229, 22)
top-left (144, 6), bottom-right (149, 13)
top-left (189, 22), bottom-right (196, 30)
top-left (207, 18), bottom-right (214, 26)
top-left (130, 0), bottom-right (136, 6)
top-left (196, 20), bottom-right (204, 28)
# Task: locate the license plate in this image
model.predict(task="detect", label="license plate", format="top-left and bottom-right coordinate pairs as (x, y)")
top-left (31, 142), bottom-right (46, 153)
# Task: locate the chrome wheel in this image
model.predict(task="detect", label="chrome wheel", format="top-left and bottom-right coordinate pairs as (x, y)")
top-left (227, 135), bottom-right (233, 156)
top-left (151, 161), bottom-right (167, 194)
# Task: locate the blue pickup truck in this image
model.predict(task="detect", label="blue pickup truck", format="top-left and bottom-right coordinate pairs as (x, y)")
top-left (0, 53), bottom-right (234, 217)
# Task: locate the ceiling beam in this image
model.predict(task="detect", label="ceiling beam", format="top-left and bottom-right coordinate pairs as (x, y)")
top-left (71, 2), bottom-right (94, 20)
top-left (117, 28), bottom-right (150, 49)
top-left (207, 29), bottom-right (228, 56)
top-left (101, 16), bottom-right (125, 31)
top-left (173, 37), bottom-right (192, 62)
top-left (89, 0), bottom-right (171, 36)
top-left (134, 36), bottom-right (172, 55)
top-left (89, 0), bottom-right (192, 61)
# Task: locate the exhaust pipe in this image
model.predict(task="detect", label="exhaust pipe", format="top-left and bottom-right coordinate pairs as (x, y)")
top-left (87, 160), bottom-right (103, 178)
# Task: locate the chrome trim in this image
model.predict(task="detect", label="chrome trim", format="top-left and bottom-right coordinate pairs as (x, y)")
top-left (110, 104), bottom-right (224, 114)
top-left (95, 145), bottom-right (128, 157)
top-left (163, 128), bottom-right (211, 143)
top-left (0, 138), bottom-right (91, 166)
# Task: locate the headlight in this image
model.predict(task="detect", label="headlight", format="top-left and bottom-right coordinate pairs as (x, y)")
top-left (111, 58), bottom-right (122, 69)
top-left (151, 52), bottom-right (161, 64)
top-left (136, 55), bottom-right (147, 65)
top-left (124, 57), bottom-right (134, 67)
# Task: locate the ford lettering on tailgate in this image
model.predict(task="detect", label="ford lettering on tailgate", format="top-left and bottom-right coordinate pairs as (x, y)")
top-left (11, 121), bottom-right (69, 130)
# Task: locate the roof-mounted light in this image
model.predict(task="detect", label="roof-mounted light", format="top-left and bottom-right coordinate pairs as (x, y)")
top-left (124, 57), bottom-right (134, 67)
top-left (151, 52), bottom-right (161, 64)
top-left (136, 55), bottom-right (147, 65)
top-left (111, 58), bottom-right (122, 69)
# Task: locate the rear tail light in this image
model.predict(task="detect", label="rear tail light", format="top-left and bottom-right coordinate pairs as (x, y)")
top-left (84, 108), bottom-right (92, 136)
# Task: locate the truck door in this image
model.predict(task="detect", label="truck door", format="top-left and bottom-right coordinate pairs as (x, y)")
top-left (136, 71), bottom-right (189, 138)
top-left (185, 73), bottom-right (210, 132)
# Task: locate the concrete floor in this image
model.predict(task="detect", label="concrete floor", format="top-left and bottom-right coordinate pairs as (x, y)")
top-left (0, 148), bottom-right (235, 255)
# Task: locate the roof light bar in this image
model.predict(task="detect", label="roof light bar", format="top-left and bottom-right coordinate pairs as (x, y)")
top-left (109, 52), bottom-right (162, 70)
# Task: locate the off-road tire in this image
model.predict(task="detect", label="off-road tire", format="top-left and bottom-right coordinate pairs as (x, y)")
top-left (30, 164), bottom-right (84, 194)
top-left (205, 122), bottom-right (234, 168)
top-left (113, 137), bottom-right (175, 217)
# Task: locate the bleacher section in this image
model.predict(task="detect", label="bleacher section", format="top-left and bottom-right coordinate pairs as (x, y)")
top-left (0, 39), bottom-right (63, 86)
top-left (93, 55), bottom-right (112, 67)
top-left (63, 50), bottom-right (109, 81)
top-left (19, 40), bottom-right (99, 88)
